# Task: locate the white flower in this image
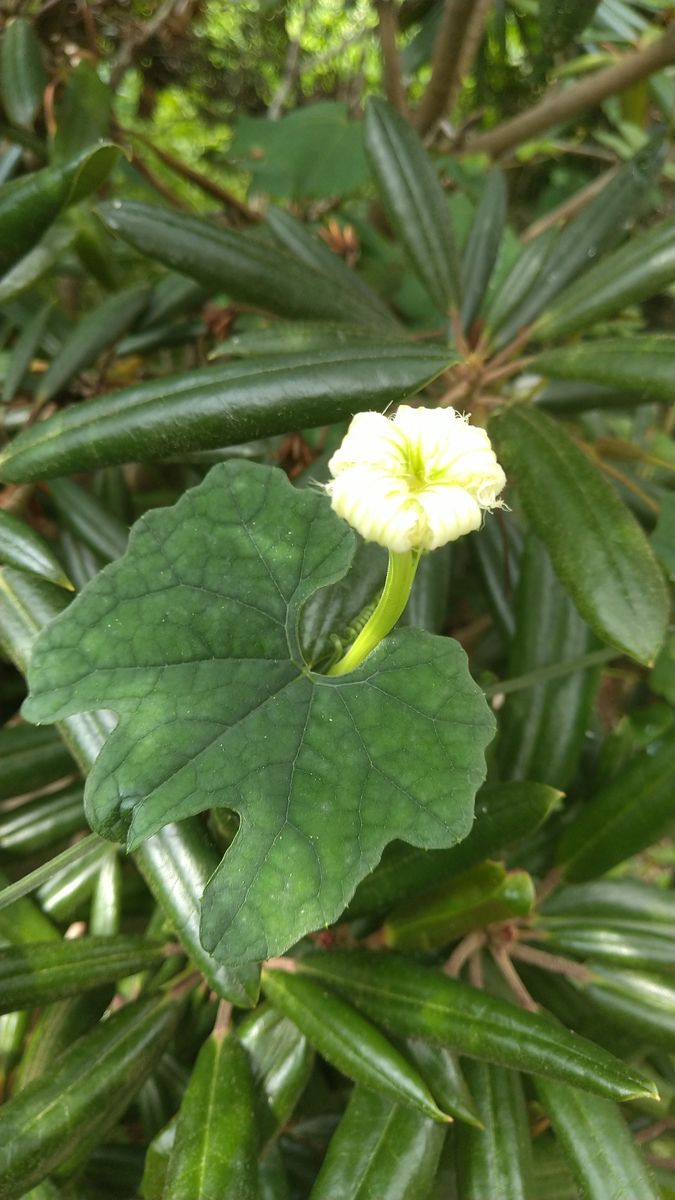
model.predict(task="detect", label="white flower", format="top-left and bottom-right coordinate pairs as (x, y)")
top-left (326, 405), bottom-right (506, 552)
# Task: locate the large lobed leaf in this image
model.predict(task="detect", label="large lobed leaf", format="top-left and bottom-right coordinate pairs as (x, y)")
top-left (23, 462), bottom-right (495, 964)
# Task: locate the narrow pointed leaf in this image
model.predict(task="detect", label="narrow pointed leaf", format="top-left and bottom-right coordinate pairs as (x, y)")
top-left (557, 732), bottom-right (675, 880)
top-left (536, 217), bottom-right (675, 340)
top-left (0, 995), bottom-right (180, 1200)
top-left (47, 478), bottom-right (128, 562)
top-left (456, 1061), bottom-right (534, 1200)
top-left (403, 1039), bottom-right (482, 1127)
top-left (164, 1027), bottom-right (259, 1200)
top-left (23, 461), bottom-right (494, 964)
top-left (499, 532), bottom-right (599, 788)
top-left (309, 1085), bottom-right (446, 1200)
top-left (534, 918), bottom-right (675, 971)
top-left (0, 936), bottom-right (164, 1015)
top-left (0, 226), bottom-right (76, 306)
top-left (296, 951), bottom-right (658, 1102)
top-left (36, 284), bottom-right (150, 403)
top-left (495, 138), bottom-right (664, 344)
top-left (578, 968), bottom-right (675, 1053)
top-left (364, 97), bottom-right (461, 312)
top-left (535, 1077), bottom-right (659, 1200)
top-left (0, 510), bottom-right (72, 590)
top-left (265, 206), bottom-right (396, 326)
top-left (461, 169), bottom-right (507, 331)
top-left (0, 19), bottom-right (46, 129)
top-left (0, 145), bottom-right (121, 272)
top-left (262, 967), bottom-right (450, 1122)
top-left (0, 343), bottom-right (451, 482)
top-left (489, 404), bottom-right (668, 665)
top-left (483, 227), bottom-right (557, 341)
top-left (98, 200), bottom-right (388, 326)
top-left (0, 782), bottom-right (84, 855)
top-left (533, 336), bottom-right (675, 404)
top-left (238, 1004), bottom-right (314, 1141)
top-left (2, 300), bottom-right (54, 403)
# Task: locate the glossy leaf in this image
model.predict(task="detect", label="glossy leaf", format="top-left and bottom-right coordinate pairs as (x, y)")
top-left (36, 835), bottom-right (112, 920)
top-left (36, 284), bottom-right (150, 403)
top-left (364, 97), bottom-right (461, 312)
top-left (163, 1026), bottom-right (259, 1200)
top-left (498, 532), bottom-right (599, 788)
top-left (533, 336), bottom-right (675, 404)
top-left (0, 782), bottom-right (84, 855)
top-left (52, 61), bottom-right (111, 163)
top-left (0, 343), bottom-right (450, 482)
top-left (0, 936), bottom-right (164, 1015)
top-left (238, 1004), bottom-right (314, 1140)
top-left (542, 879), bottom-right (675, 924)
top-left (265, 206), bottom-right (396, 326)
top-left (262, 967), bottom-right (449, 1122)
top-left (0, 995), bottom-right (180, 1199)
top-left (456, 1060), bottom-right (534, 1200)
top-left (47, 479), bottom-right (128, 563)
top-left (534, 918), bottom-right (675, 971)
top-left (0, 145), bottom-right (121, 272)
top-left (557, 731), bottom-right (675, 880)
top-left (347, 781), bottom-right (558, 920)
top-left (98, 200), bottom-right (387, 327)
top-left (494, 137), bottom-right (664, 345)
top-left (0, 19), bottom-right (46, 130)
top-left (0, 226), bottom-right (76, 306)
top-left (579, 968), bottom-right (675, 1053)
top-left (461, 169), bottom-right (507, 331)
top-left (0, 724), bottom-right (75, 802)
top-left (403, 1039), bottom-right (482, 1128)
top-left (2, 300), bottom-right (53, 403)
top-left (383, 861), bottom-right (535, 951)
top-left (296, 951), bottom-right (657, 1102)
top-left (0, 866), bottom-right (58, 946)
top-left (483, 227), bottom-right (557, 341)
top-left (309, 1085), bottom-right (446, 1200)
top-left (134, 821), bottom-right (261, 1008)
top-left (490, 404), bottom-right (668, 665)
top-left (535, 1077), bottom-right (659, 1200)
top-left (0, 510), bottom-right (72, 590)
top-left (23, 461), bottom-right (494, 964)
top-left (536, 217), bottom-right (675, 340)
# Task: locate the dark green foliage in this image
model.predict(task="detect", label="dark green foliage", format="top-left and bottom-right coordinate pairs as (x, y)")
top-left (0, 13), bottom-right (672, 1198)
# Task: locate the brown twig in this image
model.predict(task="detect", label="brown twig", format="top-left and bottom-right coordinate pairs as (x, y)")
top-left (375, 0), bottom-right (408, 115)
top-left (511, 941), bottom-right (593, 982)
top-left (451, 0), bottom-right (493, 112)
top-left (522, 167), bottom-right (618, 243)
top-left (464, 30), bottom-right (675, 159)
top-left (416, 0), bottom-right (477, 135)
top-left (443, 930), bottom-right (486, 976)
top-left (491, 946), bottom-right (539, 1011)
top-left (117, 125), bottom-right (260, 224)
top-left (129, 152), bottom-right (187, 208)
top-left (635, 1119), bottom-right (675, 1145)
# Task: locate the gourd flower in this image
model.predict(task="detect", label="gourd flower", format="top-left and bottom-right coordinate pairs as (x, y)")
top-left (325, 405), bottom-right (505, 676)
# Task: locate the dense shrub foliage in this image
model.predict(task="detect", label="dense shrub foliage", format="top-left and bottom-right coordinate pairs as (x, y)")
top-left (0, 2), bottom-right (673, 1197)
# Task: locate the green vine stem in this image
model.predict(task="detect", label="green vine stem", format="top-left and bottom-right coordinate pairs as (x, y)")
top-left (327, 548), bottom-right (421, 677)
